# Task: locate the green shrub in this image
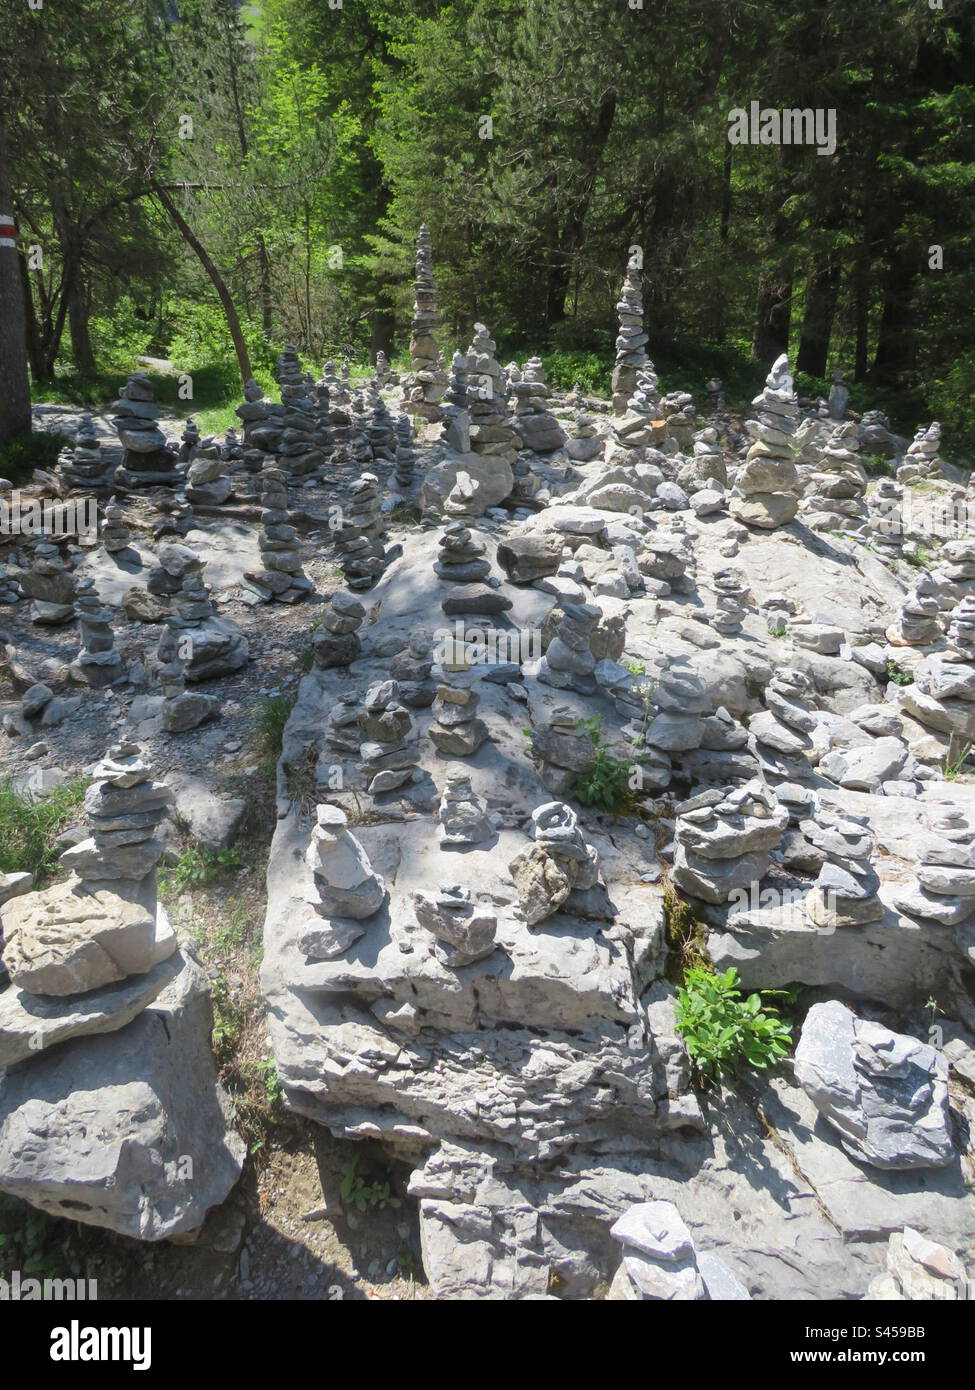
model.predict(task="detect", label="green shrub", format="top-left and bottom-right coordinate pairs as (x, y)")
top-left (0, 431), bottom-right (73, 485)
top-left (929, 353), bottom-right (975, 459)
top-left (159, 846), bottom-right (243, 896)
top-left (884, 658), bottom-right (912, 686)
top-left (541, 349), bottom-right (611, 395)
top-left (569, 716), bottom-right (639, 815)
top-left (675, 965), bottom-right (792, 1082)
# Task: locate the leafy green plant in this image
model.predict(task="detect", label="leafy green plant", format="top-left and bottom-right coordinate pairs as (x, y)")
top-left (884, 658), bottom-right (913, 686)
top-left (675, 965), bottom-right (793, 1082)
top-left (570, 715), bottom-right (639, 814)
top-left (768, 622), bottom-right (788, 638)
top-left (0, 778), bottom-right (90, 886)
top-left (339, 1155), bottom-right (401, 1213)
top-left (160, 845), bottom-right (243, 895)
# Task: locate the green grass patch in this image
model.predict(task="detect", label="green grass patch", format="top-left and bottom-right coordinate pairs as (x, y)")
top-left (0, 431), bottom-right (73, 486)
top-left (0, 778), bottom-right (90, 886)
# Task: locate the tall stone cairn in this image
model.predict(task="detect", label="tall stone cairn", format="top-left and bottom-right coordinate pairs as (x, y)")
top-left (611, 251), bottom-right (649, 412)
top-left (400, 224), bottom-right (448, 422)
top-left (729, 354), bottom-right (801, 530)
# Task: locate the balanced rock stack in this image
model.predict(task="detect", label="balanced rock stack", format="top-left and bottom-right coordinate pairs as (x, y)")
top-left (311, 590), bottom-right (366, 669)
top-left (867, 478), bottom-right (905, 554)
top-left (680, 425), bottom-right (726, 493)
top-left (607, 1203), bottom-right (716, 1302)
top-left (611, 251), bottom-right (649, 412)
top-left (749, 667), bottom-right (819, 777)
top-left (358, 679), bottom-right (421, 794)
top-left (466, 321), bottom-right (519, 474)
top-left (886, 572), bottom-right (944, 647)
top-left (305, 804), bottom-right (386, 922)
top-left (437, 766), bottom-right (493, 845)
top-left (413, 884), bottom-right (497, 966)
top-left (898, 422), bottom-right (946, 484)
top-left (158, 643), bottom-right (219, 733)
top-left (185, 436), bottom-right (232, 506)
top-left (374, 350), bottom-right (395, 388)
top-left (324, 694), bottom-right (361, 756)
top-left (612, 365), bottom-right (664, 454)
top-left (393, 415), bottom-right (416, 491)
top-left (366, 397), bottom-right (397, 464)
top-left (429, 681), bottom-right (489, 757)
top-left (440, 350), bottom-right (471, 453)
top-left (707, 565), bottom-right (750, 636)
top-left (867, 1229), bottom-right (967, 1301)
top-left (509, 356), bottom-right (566, 455)
top-left (274, 345), bottom-right (326, 477)
top-left (800, 422), bottom-right (869, 533)
top-left (892, 806), bottom-right (975, 926)
top-left (671, 782), bottom-right (788, 905)
top-left (112, 374), bottom-right (180, 489)
top-left (18, 542), bottom-right (76, 624)
top-left (245, 468), bottom-right (311, 603)
top-left (540, 600), bottom-right (601, 694)
top-left (565, 411), bottom-right (604, 463)
top-left (59, 744), bottom-right (172, 887)
top-left (435, 522), bottom-right (491, 582)
top-left (60, 413), bottom-right (114, 489)
top-left (939, 538), bottom-right (975, 587)
top-left (70, 577), bottom-right (123, 688)
top-left (234, 377), bottom-right (282, 469)
top-left (400, 224), bottom-right (448, 421)
top-left (179, 419), bottom-right (201, 462)
top-left (156, 559), bottom-right (249, 682)
top-left (389, 630), bottom-right (436, 708)
top-left (802, 811), bottom-right (883, 927)
top-left (898, 595), bottom-right (975, 743)
top-left (100, 501), bottom-right (132, 556)
top-left (729, 354), bottom-right (801, 530)
top-left (336, 472), bottom-right (386, 591)
top-left (508, 801), bottom-right (601, 927)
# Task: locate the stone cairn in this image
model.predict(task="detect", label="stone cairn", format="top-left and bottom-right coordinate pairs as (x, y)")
top-left (508, 801), bottom-right (601, 927)
top-left (898, 422), bottom-right (946, 483)
top-left (366, 396), bottom-right (397, 463)
top-left (429, 680), bottom-right (489, 757)
top-left (112, 373), bottom-right (180, 489)
top-left (707, 565), bottom-right (750, 636)
top-left (893, 805), bottom-right (975, 927)
top-left (413, 884), bottom-right (497, 966)
top-left (311, 589), bottom-right (366, 669)
top-left (19, 542), bottom-right (76, 625)
top-left (612, 364), bottom-right (663, 455)
top-left (59, 413), bottom-right (114, 489)
top-left (234, 377), bottom-right (281, 473)
top-left (540, 600), bottom-right (601, 694)
top-left (440, 349), bottom-right (471, 454)
top-left (749, 666), bottom-right (819, 777)
top-left (611, 250), bottom-right (649, 412)
top-left (245, 468), bottom-right (310, 603)
top-left (800, 811), bottom-right (883, 927)
top-left (275, 344), bottom-right (327, 477)
top-left (158, 643), bottom-right (219, 733)
top-left (867, 478), bottom-right (905, 555)
top-left (939, 537), bottom-right (975, 589)
top-left (886, 572), bottom-right (944, 647)
top-left (358, 679), bottom-right (421, 794)
top-left (179, 419), bottom-right (201, 462)
top-left (185, 436), bottom-right (232, 505)
top-left (466, 321), bottom-right (519, 474)
top-left (729, 354), bottom-right (800, 530)
top-left (155, 556), bottom-right (249, 682)
top-left (509, 356), bottom-right (566, 455)
top-left (306, 804), bottom-right (386, 919)
top-left (61, 743), bottom-right (173, 887)
top-left (607, 1203), bottom-right (721, 1302)
top-left (374, 350), bottom-right (396, 388)
top-left (70, 577), bottom-right (122, 688)
top-left (389, 630), bottom-right (436, 708)
top-left (435, 522), bottom-right (491, 583)
top-left (899, 595), bottom-right (975, 744)
top-left (336, 472), bottom-right (386, 591)
top-left (100, 501), bottom-right (131, 556)
top-left (325, 694), bottom-right (361, 756)
top-left (801, 422), bottom-right (869, 533)
top-left (393, 414), bottom-right (416, 491)
top-left (564, 410), bottom-right (604, 463)
top-left (671, 782), bottom-right (788, 905)
top-left (437, 765), bottom-right (493, 845)
top-left (400, 224), bottom-right (448, 421)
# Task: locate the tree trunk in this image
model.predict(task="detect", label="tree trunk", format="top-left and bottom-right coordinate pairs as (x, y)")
top-left (545, 89), bottom-right (617, 328)
top-left (151, 181), bottom-right (253, 385)
top-left (871, 255), bottom-right (917, 388)
top-left (852, 235), bottom-right (871, 383)
top-left (0, 114), bottom-right (32, 445)
top-left (67, 270), bottom-right (96, 375)
top-left (18, 250), bottom-right (47, 383)
top-left (796, 251), bottom-right (842, 378)
top-left (753, 270), bottom-right (793, 362)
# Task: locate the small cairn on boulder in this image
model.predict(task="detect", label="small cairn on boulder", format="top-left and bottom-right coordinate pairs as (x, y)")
top-left (429, 680), bottom-right (489, 757)
top-left (801, 811), bottom-right (883, 927)
top-left (437, 765), bottom-right (493, 845)
top-left (178, 418), bottom-right (201, 462)
top-left (305, 804), bottom-right (386, 919)
top-left (729, 354), bottom-right (800, 530)
top-left (540, 600), bottom-right (601, 694)
top-left (389, 630), bottom-right (437, 708)
top-left (509, 356), bottom-right (566, 455)
top-left (19, 541), bottom-right (76, 625)
top-left (399, 224), bottom-right (448, 421)
top-left (886, 572), bottom-right (944, 647)
top-left (358, 679), bottom-right (421, 794)
top-left (311, 589), bottom-right (366, 669)
top-left (112, 373), bottom-right (180, 488)
top-left (898, 595), bottom-right (975, 743)
top-left (158, 642), bottom-right (219, 733)
top-left (611, 250), bottom-right (649, 412)
top-left (898, 422), bottom-right (946, 484)
top-left (413, 884), bottom-right (498, 966)
top-left (61, 743), bottom-right (173, 887)
top-left (706, 565), bottom-right (750, 636)
top-left (564, 410), bottom-right (604, 463)
top-left (800, 422), bottom-right (869, 533)
top-left (679, 424), bottom-right (727, 493)
top-left (393, 414), bottom-right (417, 491)
top-left (891, 805), bottom-right (975, 926)
top-left (245, 468), bottom-right (310, 603)
top-left (336, 472), bottom-right (386, 591)
top-left (671, 781), bottom-right (788, 904)
top-left (749, 667), bottom-right (819, 777)
top-left (100, 501), bottom-right (132, 556)
top-left (867, 478), bottom-right (905, 555)
top-left (435, 522), bottom-right (491, 582)
top-left (374, 350), bottom-right (396, 388)
top-left (155, 558), bottom-right (249, 682)
top-left (324, 694), bottom-right (362, 756)
top-left (185, 436), bottom-right (232, 505)
top-left (60, 413), bottom-right (114, 489)
top-left (607, 1203), bottom-right (714, 1302)
top-left (508, 801), bottom-right (601, 927)
top-left (234, 376), bottom-right (281, 470)
top-left (70, 577), bottom-right (122, 688)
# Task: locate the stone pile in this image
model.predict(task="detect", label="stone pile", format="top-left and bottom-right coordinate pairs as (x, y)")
top-left (898, 595), bottom-right (975, 743)
top-left (671, 782), bottom-right (788, 904)
top-left (374, 350), bottom-right (395, 388)
top-left (435, 522), bottom-right (491, 582)
top-left (393, 415), bottom-right (416, 491)
top-left (274, 344), bottom-right (326, 477)
top-left (729, 354), bottom-right (800, 529)
top-left (801, 811), bottom-right (883, 927)
top-left (867, 1229), bottom-right (967, 1301)
top-left (311, 590), bottom-right (366, 669)
top-left (528, 707), bottom-right (598, 796)
top-left (564, 411), bottom-right (604, 463)
top-left (466, 322), bottom-right (519, 475)
top-left (707, 565), bottom-right (750, 636)
top-left (358, 679), bottom-right (421, 794)
top-left (508, 801), bottom-right (601, 927)
top-left (867, 478), bottom-right (905, 554)
top-left (389, 631), bottom-right (437, 708)
top-left (440, 350), bottom-right (471, 453)
top-left (509, 356), bottom-right (566, 455)
top-left (611, 251), bottom-right (649, 411)
top-left (679, 425), bottom-right (726, 494)
top-left (437, 766), bottom-right (493, 845)
top-left (336, 472), bottom-right (386, 591)
top-left (155, 558), bottom-right (248, 682)
top-left (234, 377), bottom-right (283, 469)
top-left (100, 501), bottom-right (132, 555)
top-left (540, 600), bottom-right (601, 694)
top-left (185, 436), bottom-right (232, 505)
top-left (607, 1203), bottom-right (716, 1302)
top-left (59, 413), bottom-right (114, 489)
top-left (158, 642), bottom-right (219, 733)
top-left (305, 804), bottom-right (386, 921)
top-left (612, 365), bottom-right (663, 454)
top-left (60, 743), bottom-right (173, 887)
top-left (366, 397), bottom-right (397, 464)
top-left (939, 538), bottom-right (975, 587)
top-left (18, 542), bottom-right (76, 624)
top-left (795, 1001), bottom-right (954, 1169)
top-left (886, 572), bottom-right (944, 647)
top-left (112, 374), bottom-right (180, 488)
top-left (898, 422), bottom-right (946, 483)
top-left (70, 577), bottom-right (122, 688)
top-left (400, 225), bottom-right (448, 421)
top-left (891, 805), bottom-right (975, 926)
top-left (324, 694), bottom-right (361, 755)
top-left (749, 667), bottom-right (819, 777)
top-left (412, 884), bottom-right (497, 966)
top-left (800, 422), bottom-right (869, 533)
top-left (179, 419), bottom-right (201, 462)
top-left (428, 681), bottom-right (489, 757)
top-left (244, 468), bottom-right (310, 603)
